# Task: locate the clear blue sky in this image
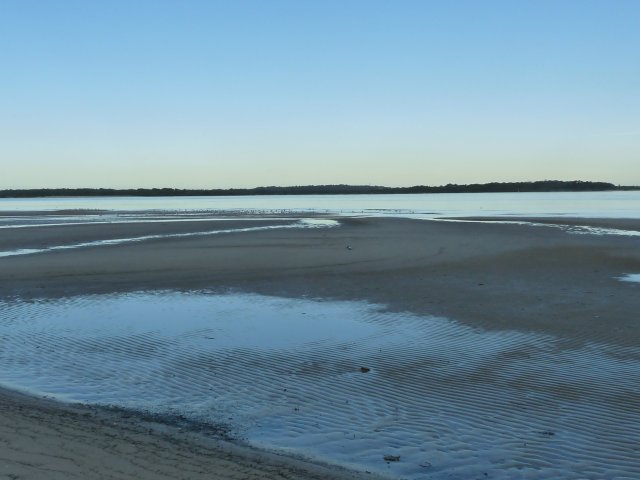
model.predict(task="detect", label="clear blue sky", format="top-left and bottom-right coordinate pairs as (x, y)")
top-left (1, 0), bottom-right (638, 188)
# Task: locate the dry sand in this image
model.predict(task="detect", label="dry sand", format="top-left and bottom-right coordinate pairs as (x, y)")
top-left (1, 215), bottom-right (639, 478)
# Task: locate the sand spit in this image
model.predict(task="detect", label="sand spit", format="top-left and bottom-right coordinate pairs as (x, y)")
top-left (1, 215), bottom-right (640, 478)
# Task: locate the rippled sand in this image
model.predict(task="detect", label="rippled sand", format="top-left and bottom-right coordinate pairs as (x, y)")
top-left (2, 291), bottom-right (639, 479)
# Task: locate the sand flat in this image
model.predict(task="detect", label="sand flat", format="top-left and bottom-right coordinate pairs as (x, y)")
top-left (1, 215), bottom-right (639, 479)
top-left (2, 216), bottom-right (639, 344)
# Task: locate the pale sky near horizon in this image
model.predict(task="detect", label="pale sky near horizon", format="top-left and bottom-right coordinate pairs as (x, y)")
top-left (1, 0), bottom-right (638, 189)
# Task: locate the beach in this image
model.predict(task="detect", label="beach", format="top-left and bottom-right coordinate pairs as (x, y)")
top-left (0, 386), bottom-right (382, 480)
top-left (4, 0), bottom-right (640, 474)
top-left (1, 214), bottom-right (639, 479)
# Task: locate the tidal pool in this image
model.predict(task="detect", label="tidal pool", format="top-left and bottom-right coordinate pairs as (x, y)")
top-left (618, 274), bottom-right (640, 283)
top-left (0, 291), bottom-right (638, 479)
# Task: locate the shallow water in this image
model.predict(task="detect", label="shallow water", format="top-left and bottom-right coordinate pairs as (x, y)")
top-left (2, 191), bottom-right (640, 218)
top-left (618, 274), bottom-right (640, 283)
top-left (439, 218), bottom-right (640, 238)
top-left (0, 218), bottom-right (338, 258)
top-left (1, 291), bottom-right (638, 479)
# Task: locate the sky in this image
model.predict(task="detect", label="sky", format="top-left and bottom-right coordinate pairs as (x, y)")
top-left (1, 0), bottom-right (638, 189)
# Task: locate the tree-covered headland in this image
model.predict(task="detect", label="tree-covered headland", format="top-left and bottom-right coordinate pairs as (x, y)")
top-left (1, 180), bottom-right (636, 198)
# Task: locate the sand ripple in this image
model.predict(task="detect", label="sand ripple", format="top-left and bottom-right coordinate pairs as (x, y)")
top-left (0, 292), bottom-right (638, 479)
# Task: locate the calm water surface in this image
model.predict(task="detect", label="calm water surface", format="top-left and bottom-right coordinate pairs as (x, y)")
top-left (1, 191), bottom-right (640, 218)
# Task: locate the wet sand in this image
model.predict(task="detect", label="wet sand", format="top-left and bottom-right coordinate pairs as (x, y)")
top-left (1, 215), bottom-right (640, 478)
top-left (2, 215), bottom-right (639, 345)
top-left (0, 388), bottom-right (379, 480)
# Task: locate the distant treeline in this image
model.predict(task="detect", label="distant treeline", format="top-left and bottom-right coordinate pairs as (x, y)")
top-left (1, 181), bottom-right (636, 198)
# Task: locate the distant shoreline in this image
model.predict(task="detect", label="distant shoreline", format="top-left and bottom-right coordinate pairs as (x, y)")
top-left (1, 180), bottom-right (638, 198)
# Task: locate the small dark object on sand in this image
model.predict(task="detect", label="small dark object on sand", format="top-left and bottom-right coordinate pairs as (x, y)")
top-left (384, 455), bottom-right (400, 462)
top-left (360, 367), bottom-right (370, 373)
